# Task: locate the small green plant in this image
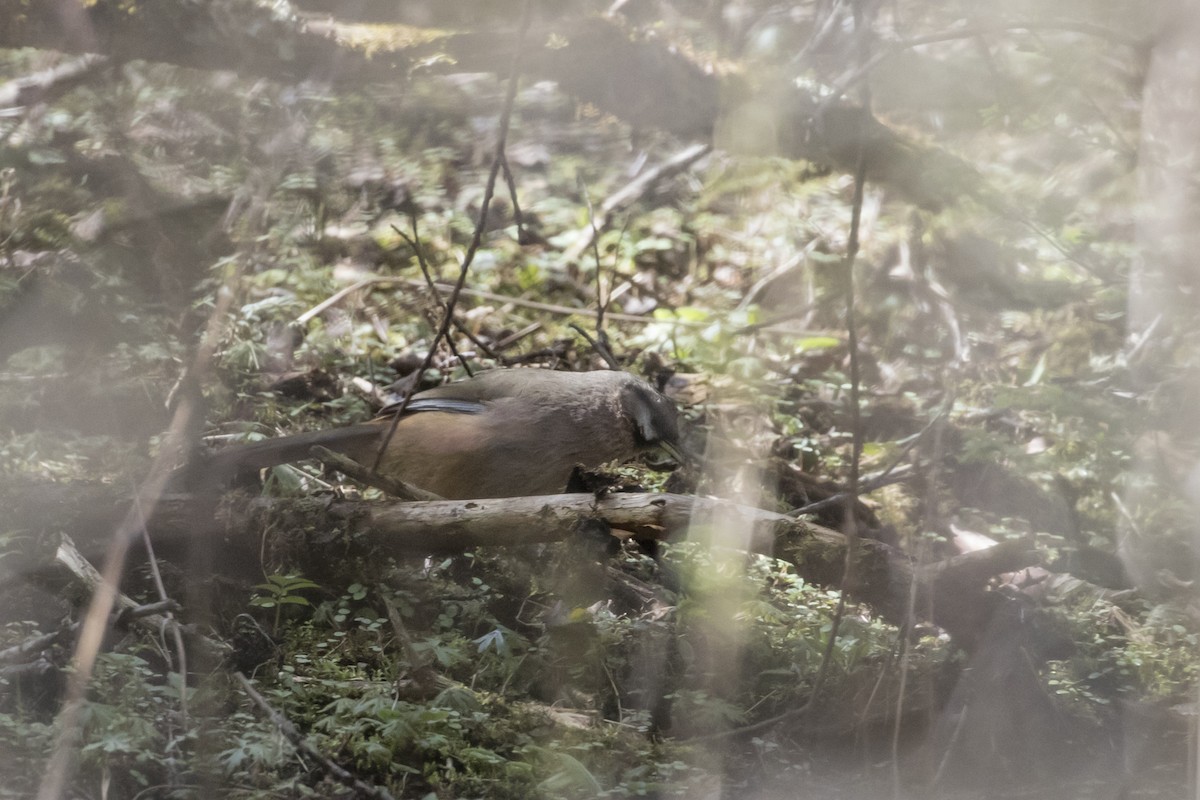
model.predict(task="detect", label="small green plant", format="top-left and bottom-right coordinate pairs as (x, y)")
top-left (251, 573), bottom-right (322, 632)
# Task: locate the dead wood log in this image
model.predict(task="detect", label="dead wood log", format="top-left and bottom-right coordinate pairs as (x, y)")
top-left (0, 3), bottom-right (984, 209)
top-left (10, 480), bottom-right (1041, 646)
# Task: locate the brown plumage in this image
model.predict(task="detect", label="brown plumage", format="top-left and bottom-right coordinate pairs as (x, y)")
top-left (194, 369), bottom-right (683, 499)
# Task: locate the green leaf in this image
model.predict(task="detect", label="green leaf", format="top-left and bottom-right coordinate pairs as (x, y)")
top-left (794, 336), bottom-right (841, 351)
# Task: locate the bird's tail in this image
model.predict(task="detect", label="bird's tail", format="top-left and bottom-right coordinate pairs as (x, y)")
top-left (179, 424), bottom-right (385, 488)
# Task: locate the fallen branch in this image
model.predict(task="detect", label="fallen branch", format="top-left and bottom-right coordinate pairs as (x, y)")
top-left (0, 53), bottom-right (108, 109)
top-left (11, 481), bottom-right (1044, 647)
top-left (150, 491), bottom-right (1035, 643)
top-left (53, 535), bottom-right (229, 664)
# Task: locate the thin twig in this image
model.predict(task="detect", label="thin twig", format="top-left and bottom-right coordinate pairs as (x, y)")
top-left (562, 142), bottom-right (710, 263)
top-left (295, 278), bottom-right (375, 325)
top-left (382, 595), bottom-right (442, 696)
top-left (310, 445), bottom-right (443, 501)
top-left (803, 0), bottom-right (873, 714)
top-left (493, 321), bottom-right (542, 351)
top-left (395, 217), bottom-right (487, 371)
top-left (569, 322), bottom-right (618, 369)
top-left (681, 4), bottom-right (878, 753)
top-left (498, 152), bottom-right (529, 243)
top-left (789, 464), bottom-right (915, 518)
top-left (789, 405), bottom-right (941, 518)
top-left (697, 0), bottom-right (877, 746)
top-left (297, 276), bottom-right (701, 326)
top-left (114, 600), bottom-right (183, 622)
top-left (135, 494), bottom-right (190, 725)
top-left (234, 672), bottom-right (398, 800)
top-left (580, 176), bottom-right (618, 366)
top-left (372, 0), bottom-right (535, 472)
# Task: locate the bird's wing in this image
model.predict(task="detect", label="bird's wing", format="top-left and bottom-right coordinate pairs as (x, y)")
top-left (378, 370), bottom-right (555, 416)
top-left (393, 397), bottom-right (485, 415)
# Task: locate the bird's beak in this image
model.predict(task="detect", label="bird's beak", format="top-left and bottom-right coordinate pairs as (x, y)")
top-left (647, 439), bottom-right (690, 470)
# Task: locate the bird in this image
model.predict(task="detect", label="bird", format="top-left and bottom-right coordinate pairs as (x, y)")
top-left (192, 368), bottom-right (684, 499)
